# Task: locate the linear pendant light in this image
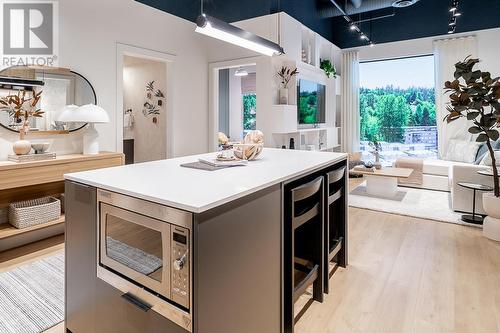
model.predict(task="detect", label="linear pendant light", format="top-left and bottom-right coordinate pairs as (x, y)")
top-left (195, 14), bottom-right (284, 57)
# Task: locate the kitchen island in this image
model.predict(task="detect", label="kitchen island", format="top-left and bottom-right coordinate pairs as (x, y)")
top-left (64, 148), bottom-right (348, 333)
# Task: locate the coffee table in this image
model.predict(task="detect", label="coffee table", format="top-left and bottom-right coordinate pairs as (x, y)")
top-left (353, 167), bottom-right (414, 198)
top-left (457, 182), bottom-right (493, 224)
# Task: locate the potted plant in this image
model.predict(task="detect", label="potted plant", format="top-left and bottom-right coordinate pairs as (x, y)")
top-left (0, 90), bottom-right (43, 155)
top-left (320, 59), bottom-right (337, 79)
top-left (276, 66), bottom-right (298, 105)
top-left (444, 57), bottom-right (500, 240)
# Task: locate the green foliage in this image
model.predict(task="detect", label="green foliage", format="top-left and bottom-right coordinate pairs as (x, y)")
top-left (299, 91), bottom-right (318, 124)
top-left (320, 59), bottom-right (336, 78)
top-left (360, 86), bottom-right (436, 143)
top-left (444, 56), bottom-right (500, 196)
top-left (243, 93), bottom-right (256, 130)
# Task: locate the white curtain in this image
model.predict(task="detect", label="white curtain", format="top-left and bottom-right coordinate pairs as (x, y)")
top-left (434, 36), bottom-right (477, 158)
top-left (341, 51), bottom-right (360, 153)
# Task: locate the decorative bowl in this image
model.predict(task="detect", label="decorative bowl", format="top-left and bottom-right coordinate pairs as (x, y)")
top-left (232, 143), bottom-right (263, 161)
top-left (31, 142), bottom-right (51, 154)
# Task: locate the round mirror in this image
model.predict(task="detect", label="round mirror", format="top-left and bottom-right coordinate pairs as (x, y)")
top-left (0, 66), bottom-right (97, 133)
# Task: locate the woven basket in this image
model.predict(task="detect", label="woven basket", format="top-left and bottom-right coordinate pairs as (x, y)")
top-left (9, 196), bottom-right (61, 229)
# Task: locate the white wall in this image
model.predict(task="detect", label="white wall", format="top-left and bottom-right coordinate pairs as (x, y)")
top-left (123, 55), bottom-right (167, 163)
top-left (228, 68), bottom-right (243, 141)
top-left (347, 27), bottom-right (500, 76)
top-left (0, 0), bottom-right (210, 160)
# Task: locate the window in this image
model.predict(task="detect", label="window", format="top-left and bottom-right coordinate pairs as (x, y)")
top-left (359, 55), bottom-right (437, 164)
top-left (243, 92), bottom-right (256, 132)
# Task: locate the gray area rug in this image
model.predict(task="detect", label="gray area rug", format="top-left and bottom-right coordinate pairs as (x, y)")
top-left (0, 252), bottom-right (64, 333)
top-left (106, 237), bottom-right (163, 275)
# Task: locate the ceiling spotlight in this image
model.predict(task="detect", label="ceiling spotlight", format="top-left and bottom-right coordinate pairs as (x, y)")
top-left (453, 11), bottom-right (461, 17)
top-left (349, 23), bottom-right (357, 31)
top-left (449, 5), bottom-right (457, 11)
top-left (234, 67), bottom-right (248, 77)
top-left (369, 42), bottom-right (375, 47)
top-left (448, 27), bottom-right (455, 34)
top-left (449, 19), bottom-right (456, 26)
top-left (360, 34), bottom-right (368, 40)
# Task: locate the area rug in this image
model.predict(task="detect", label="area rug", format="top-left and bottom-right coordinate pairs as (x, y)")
top-left (349, 182), bottom-right (477, 227)
top-left (0, 252), bottom-right (64, 333)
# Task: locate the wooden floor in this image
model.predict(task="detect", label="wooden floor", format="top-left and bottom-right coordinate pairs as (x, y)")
top-left (1, 179), bottom-right (499, 333)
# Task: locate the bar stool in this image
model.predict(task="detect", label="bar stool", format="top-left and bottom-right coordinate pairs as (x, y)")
top-left (284, 176), bottom-right (324, 332)
top-left (324, 165), bottom-right (347, 294)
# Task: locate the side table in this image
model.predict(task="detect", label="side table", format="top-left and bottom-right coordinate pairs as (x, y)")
top-left (457, 182), bottom-right (493, 224)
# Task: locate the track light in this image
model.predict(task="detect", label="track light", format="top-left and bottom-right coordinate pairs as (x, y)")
top-left (195, 14), bottom-right (284, 56)
top-left (349, 22), bottom-right (357, 31)
top-left (449, 19), bottom-right (456, 26)
top-left (369, 41), bottom-right (375, 47)
top-left (453, 11), bottom-right (461, 17)
top-left (448, 27), bottom-right (455, 34)
top-left (360, 34), bottom-right (367, 40)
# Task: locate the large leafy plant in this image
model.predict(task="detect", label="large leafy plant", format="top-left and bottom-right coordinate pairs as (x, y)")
top-left (444, 57), bottom-right (500, 197)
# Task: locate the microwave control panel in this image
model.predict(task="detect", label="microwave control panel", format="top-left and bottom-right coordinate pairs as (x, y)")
top-left (171, 226), bottom-right (190, 309)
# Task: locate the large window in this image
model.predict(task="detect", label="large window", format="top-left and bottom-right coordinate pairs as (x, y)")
top-left (360, 55), bottom-right (437, 164)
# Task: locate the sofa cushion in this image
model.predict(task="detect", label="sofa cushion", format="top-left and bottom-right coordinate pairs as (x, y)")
top-left (475, 139), bottom-right (500, 164)
top-left (423, 159), bottom-right (471, 177)
top-left (445, 140), bottom-right (482, 163)
top-left (479, 149), bottom-right (500, 166)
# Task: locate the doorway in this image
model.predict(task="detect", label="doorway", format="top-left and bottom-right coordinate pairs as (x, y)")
top-left (116, 43), bottom-right (175, 163)
top-left (122, 55), bottom-right (167, 164)
top-left (209, 57), bottom-right (261, 151)
top-left (218, 65), bottom-right (257, 143)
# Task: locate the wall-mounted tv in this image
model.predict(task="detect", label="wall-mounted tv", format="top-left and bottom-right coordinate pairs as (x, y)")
top-left (297, 79), bottom-right (326, 125)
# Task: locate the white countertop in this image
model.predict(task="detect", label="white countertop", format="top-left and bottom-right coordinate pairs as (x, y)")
top-left (65, 148), bottom-right (347, 213)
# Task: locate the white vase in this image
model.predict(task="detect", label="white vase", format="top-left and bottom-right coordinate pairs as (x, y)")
top-left (279, 88), bottom-right (288, 105)
top-left (13, 140), bottom-right (31, 155)
top-left (482, 193), bottom-right (500, 241)
top-left (483, 192), bottom-right (500, 218)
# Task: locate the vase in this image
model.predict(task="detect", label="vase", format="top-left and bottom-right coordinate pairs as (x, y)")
top-left (13, 127), bottom-right (31, 155)
top-left (482, 193), bottom-right (500, 242)
top-left (279, 88), bottom-right (288, 105)
top-left (13, 140), bottom-right (31, 155)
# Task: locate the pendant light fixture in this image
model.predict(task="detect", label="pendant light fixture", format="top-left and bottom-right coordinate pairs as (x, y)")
top-left (234, 67), bottom-right (249, 77)
top-left (195, 1), bottom-right (284, 57)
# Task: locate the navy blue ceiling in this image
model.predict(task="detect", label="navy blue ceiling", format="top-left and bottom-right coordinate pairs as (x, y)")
top-left (137, 0), bottom-right (500, 49)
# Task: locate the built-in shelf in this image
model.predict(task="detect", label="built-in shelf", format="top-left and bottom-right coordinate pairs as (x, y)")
top-left (0, 214), bottom-right (65, 240)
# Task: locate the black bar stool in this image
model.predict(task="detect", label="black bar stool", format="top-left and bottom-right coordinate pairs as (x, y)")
top-left (324, 166), bottom-right (347, 294)
top-left (284, 176), bottom-right (324, 332)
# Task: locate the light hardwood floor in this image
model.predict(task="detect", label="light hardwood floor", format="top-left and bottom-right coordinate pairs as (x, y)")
top-left (1, 180), bottom-right (499, 333)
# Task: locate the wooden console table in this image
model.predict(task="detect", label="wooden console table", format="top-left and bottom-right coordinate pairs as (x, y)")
top-left (0, 152), bottom-right (124, 251)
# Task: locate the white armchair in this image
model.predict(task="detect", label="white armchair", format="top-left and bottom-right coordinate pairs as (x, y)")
top-left (451, 164), bottom-right (494, 215)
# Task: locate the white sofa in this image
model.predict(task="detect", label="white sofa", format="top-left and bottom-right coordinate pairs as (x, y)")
top-left (397, 159), bottom-right (493, 215)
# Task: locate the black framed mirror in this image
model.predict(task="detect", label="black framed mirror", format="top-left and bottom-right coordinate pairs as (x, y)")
top-left (0, 66), bottom-right (97, 133)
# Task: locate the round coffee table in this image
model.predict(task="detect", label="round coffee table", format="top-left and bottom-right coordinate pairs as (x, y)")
top-left (457, 182), bottom-right (494, 224)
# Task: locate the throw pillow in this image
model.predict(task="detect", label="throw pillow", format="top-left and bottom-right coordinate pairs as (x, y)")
top-left (479, 149), bottom-right (500, 166)
top-left (475, 143), bottom-right (489, 164)
top-left (445, 140), bottom-right (482, 163)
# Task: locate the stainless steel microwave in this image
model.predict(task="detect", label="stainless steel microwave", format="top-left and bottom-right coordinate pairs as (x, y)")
top-left (96, 189), bottom-right (193, 332)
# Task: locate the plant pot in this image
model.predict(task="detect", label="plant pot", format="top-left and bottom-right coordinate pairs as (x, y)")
top-left (13, 140), bottom-right (31, 155)
top-left (279, 88), bottom-right (288, 105)
top-left (483, 192), bottom-right (500, 219)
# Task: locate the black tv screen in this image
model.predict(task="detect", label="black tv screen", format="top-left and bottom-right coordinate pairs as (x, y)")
top-left (297, 79), bottom-right (326, 125)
